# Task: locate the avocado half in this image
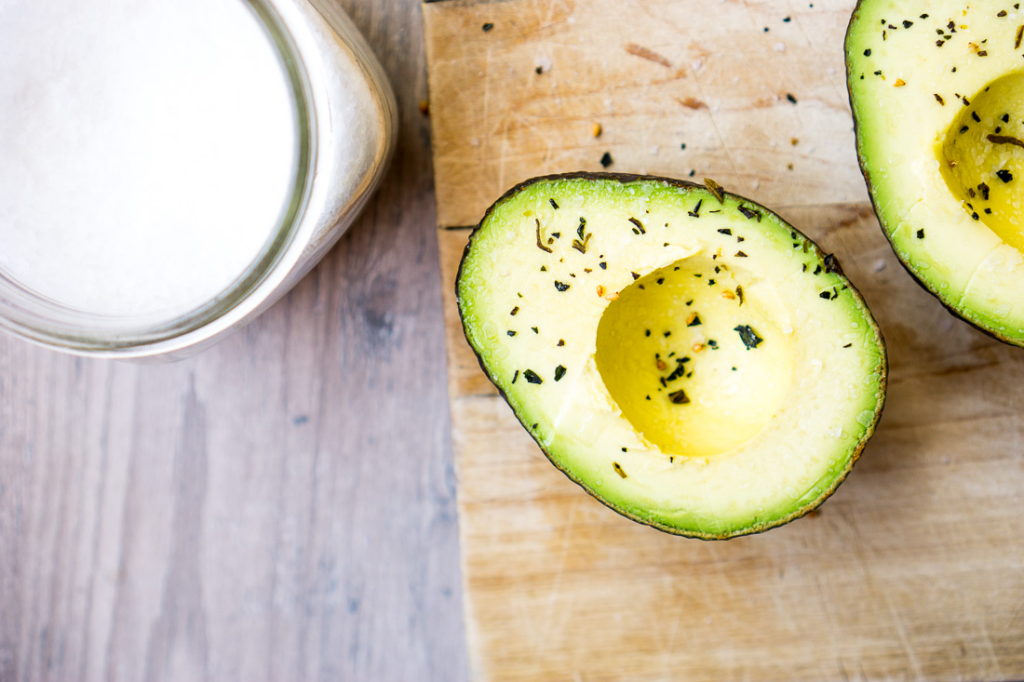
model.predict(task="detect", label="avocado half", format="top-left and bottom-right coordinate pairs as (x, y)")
top-left (847, 1), bottom-right (1024, 344)
top-left (456, 173), bottom-right (887, 539)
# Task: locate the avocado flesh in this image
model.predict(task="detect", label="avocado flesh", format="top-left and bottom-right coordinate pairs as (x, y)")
top-left (457, 174), bottom-right (887, 539)
top-left (847, 2), bottom-right (1024, 344)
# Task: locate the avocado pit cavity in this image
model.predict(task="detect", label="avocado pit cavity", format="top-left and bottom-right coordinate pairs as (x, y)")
top-left (941, 71), bottom-right (1024, 250)
top-left (595, 256), bottom-right (794, 459)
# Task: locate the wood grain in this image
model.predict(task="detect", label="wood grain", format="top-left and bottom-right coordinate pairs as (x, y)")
top-left (0, 2), bottom-right (469, 681)
top-left (424, 1), bottom-right (1024, 680)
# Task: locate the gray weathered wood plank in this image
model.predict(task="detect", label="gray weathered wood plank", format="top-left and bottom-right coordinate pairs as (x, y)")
top-left (0, 2), bottom-right (469, 680)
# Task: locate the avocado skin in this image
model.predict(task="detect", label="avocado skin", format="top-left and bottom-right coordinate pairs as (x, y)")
top-left (844, 1), bottom-right (1024, 348)
top-left (455, 172), bottom-right (888, 540)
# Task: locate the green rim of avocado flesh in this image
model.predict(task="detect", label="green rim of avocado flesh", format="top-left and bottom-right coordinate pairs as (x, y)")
top-left (847, 0), bottom-right (1024, 346)
top-left (456, 173), bottom-right (887, 539)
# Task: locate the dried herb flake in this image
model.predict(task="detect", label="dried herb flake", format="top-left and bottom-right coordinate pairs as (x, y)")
top-left (668, 390), bottom-right (690, 405)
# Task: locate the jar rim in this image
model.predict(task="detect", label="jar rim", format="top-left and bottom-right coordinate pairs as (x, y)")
top-left (0, 0), bottom-right (316, 353)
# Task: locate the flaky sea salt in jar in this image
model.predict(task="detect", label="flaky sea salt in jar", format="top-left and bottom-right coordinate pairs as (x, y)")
top-left (0, 0), bottom-right (396, 359)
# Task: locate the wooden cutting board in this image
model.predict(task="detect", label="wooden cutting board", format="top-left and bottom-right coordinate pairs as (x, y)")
top-left (422, 1), bottom-right (1024, 680)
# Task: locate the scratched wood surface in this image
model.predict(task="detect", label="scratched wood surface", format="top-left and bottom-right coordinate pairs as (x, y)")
top-left (423, 1), bottom-right (1024, 680)
top-left (0, 2), bottom-right (470, 681)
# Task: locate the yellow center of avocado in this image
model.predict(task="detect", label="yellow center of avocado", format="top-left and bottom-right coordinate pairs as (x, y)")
top-left (594, 256), bottom-right (794, 459)
top-left (941, 71), bottom-right (1024, 251)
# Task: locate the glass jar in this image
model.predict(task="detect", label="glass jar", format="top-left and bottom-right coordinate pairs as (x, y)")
top-left (0, 0), bottom-right (397, 359)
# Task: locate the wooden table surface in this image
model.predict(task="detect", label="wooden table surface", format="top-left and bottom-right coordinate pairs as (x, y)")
top-left (0, 2), bottom-right (470, 681)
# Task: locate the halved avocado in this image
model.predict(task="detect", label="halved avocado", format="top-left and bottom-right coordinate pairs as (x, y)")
top-left (456, 173), bottom-right (887, 539)
top-left (847, 1), bottom-right (1024, 344)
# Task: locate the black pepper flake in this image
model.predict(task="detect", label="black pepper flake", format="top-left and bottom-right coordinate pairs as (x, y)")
top-left (686, 299), bottom-right (693, 306)
top-left (843, 343), bottom-right (853, 348)
top-left (600, 152), bottom-right (613, 168)
top-left (978, 50), bottom-right (988, 56)
top-left (1003, 113), bottom-right (1012, 123)
top-left (551, 232), bottom-right (561, 239)
top-left (734, 325), bottom-right (763, 349)
top-left (997, 169), bottom-right (1015, 182)
top-left (784, 16), bottom-right (791, 22)
top-left (996, 126), bottom-right (1002, 134)
top-left (999, 10), bottom-right (1008, 16)
top-left (557, 339), bottom-right (565, 346)
top-left (802, 263), bottom-right (808, 272)
top-left (535, 66), bottom-right (543, 74)
top-left (979, 182), bottom-right (991, 200)
top-left (657, 277), bottom-right (665, 285)
top-left (599, 262), bottom-right (607, 270)
top-left (920, 13), bottom-right (929, 18)
top-left (554, 281), bottom-right (570, 292)
top-left (524, 369), bottom-right (542, 384)
top-left (903, 20), bottom-right (913, 28)
top-left (874, 70), bottom-right (882, 75)
top-left (512, 370), bottom-right (519, 384)
top-left (507, 330), bottom-right (517, 337)
top-left (813, 264), bottom-right (822, 275)
top-left (540, 265), bottom-right (547, 272)
top-left (554, 365), bottom-right (566, 381)
top-left (972, 111), bottom-right (981, 122)
top-left (948, 20), bottom-right (956, 29)
top-left (986, 208), bottom-right (993, 214)
top-left (628, 217), bottom-right (646, 234)
top-left (511, 306), bottom-right (519, 316)
top-left (663, 331), bottom-right (672, 337)
top-left (687, 314), bottom-right (702, 327)
top-left (645, 329), bottom-right (651, 336)
top-left (786, 93), bottom-right (798, 104)
top-left (934, 93), bottom-right (945, 105)
top-left (960, 126), bottom-right (970, 134)
top-left (823, 253), bottom-right (844, 276)
top-left (688, 199), bottom-right (703, 218)
top-left (1017, 26), bottom-right (1023, 49)
top-left (668, 390), bottom-right (690, 405)
top-left (531, 326), bottom-right (539, 334)
top-left (708, 279), bottom-right (716, 286)
top-left (937, 39), bottom-right (946, 47)
top-left (482, 22), bottom-right (494, 31)
top-left (735, 250), bottom-right (748, 258)
top-left (864, 48), bottom-right (872, 56)
top-left (631, 272), bottom-right (640, 281)
top-left (972, 212), bottom-right (980, 220)
top-left (549, 198), bottom-right (559, 209)
top-left (819, 291), bottom-right (832, 299)
top-left (707, 340), bottom-right (718, 349)
top-left (613, 462), bottom-right (628, 478)
top-left (718, 228), bottom-right (732, 235)
top-left (963, 95), bottom-right (970, 105)
top-left (917, 229), bottom-right (925, 239)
